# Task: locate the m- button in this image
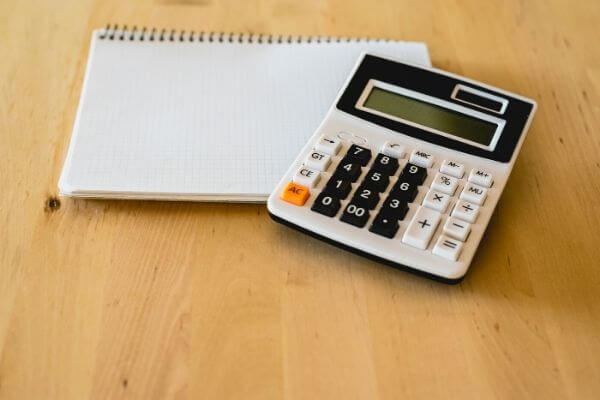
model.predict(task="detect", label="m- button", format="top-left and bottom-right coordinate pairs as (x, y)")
top-left (280, 182), bottom-right (310, 206)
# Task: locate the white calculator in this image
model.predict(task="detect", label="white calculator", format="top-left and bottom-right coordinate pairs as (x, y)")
top-left (267, 53), bottom-right (536, 283)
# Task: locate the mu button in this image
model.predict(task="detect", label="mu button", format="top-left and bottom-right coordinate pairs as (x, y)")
top-left (281, 182), bottom-right (310, 206)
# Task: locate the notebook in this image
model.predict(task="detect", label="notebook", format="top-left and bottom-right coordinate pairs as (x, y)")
top-left (59, 25), bottom-right (431, 202)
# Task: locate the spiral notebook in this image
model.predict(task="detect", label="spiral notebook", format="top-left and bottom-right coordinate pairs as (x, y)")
top-left (59, 25), bottom-right (431, 202)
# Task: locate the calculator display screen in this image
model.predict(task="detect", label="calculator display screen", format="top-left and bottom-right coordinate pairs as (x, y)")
top-left (362, 87), bottom-right (498, 146)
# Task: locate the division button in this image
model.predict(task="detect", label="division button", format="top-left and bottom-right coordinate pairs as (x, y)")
top-left (371, 153), bottom-right (399, 175)
top-left (440, 160), bottom-right (465, 178)
top-left (459, 182), bottom-right (488, 205)
top-left (340, 202), bottom-right (370, 228)
top-left (311, 191), bottom-right (341, 217)
top-left (431, 172), bottom-right (459, 195)
top-left (315, 136), bottom-right (341, 155)
top-left (451, 200), bottom-right (480, 223)
top-left (305, 150), bottom-right (331, 171)
top-left (399, 163), bottom-right (427, 185)
top-left (432, 235), bottom-right (464, 261)
top-left (280, 182), bottom-right (310, 206)
top-left (381, 141), bottom-right (406, 159)
top-left (468, 168), bottom-right (493, 188)
top-left (369, 213), bottom-right (400, 238)
top-left (345, 144), bottom-right (372, 166)
top-left (325, 174), bottom-right (352, 199)
top-left (402, 206), bottom-right (442, 250)
top-left (335, 160), bottom-right (362, 182)
top-left (443, 217), bottom-right (471, 242)
top-left (293, 166), bottom-right (320, 188)
top-left (409, 149), bottom-right (434, 168)
top-left (422, 189), bottom-right (451, 213)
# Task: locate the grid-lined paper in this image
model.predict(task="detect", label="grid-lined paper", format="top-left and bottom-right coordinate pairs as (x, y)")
top-left (59, 31), bottom-right (430, 201)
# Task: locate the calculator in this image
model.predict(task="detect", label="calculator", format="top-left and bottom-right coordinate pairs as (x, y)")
top-left (267, 53), bottom-right (536, 283)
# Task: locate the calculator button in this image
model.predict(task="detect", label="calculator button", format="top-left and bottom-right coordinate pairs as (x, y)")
top-left (335, 160), bottom-right (362, 182)
top-left (390, 179), bottom-right (418, 202)
top-left (340, 202), bottom-right (370, 228)
top-left (443, 217), bottom-right (471, 242)
top-left (440, 160), bottom-right (465, 179)
top-left (399, 163), bottom-right (427, 185)
top-left (402, 206), bottom-right (441, 250)
top-left (451, 200), bottom-right (480, 223)
top-left (315, 136), bottom-right (341, 155)
top-left (280, 182), bottom-right (310, 206)
top-left (431, 172), bottom-right (459, 195)
top-left (371, 153), bottom-right (399, 175)
top-left (369, 213), bottom-right (399, 238)
top-left (468, 168), bottom-right (493, 188)
top-left (325, 175), bottom-right (352, 199)
top-left (379, 195), bottom-right (409, 221)
top-left (422, 189), bottom-right (451, 213)
top-left (409, 149), bottom-right (434, 168)
top-left (352, 185), bottom-right (380, 210)
top-left (345, 144), bottom-right (372, 166)
top-left (459, 182), bottom-right (488, 205)
top-left (293, 166), bottom-right (320, 188)
top-left (311, 191), bottom-right (341, 217)
top-left (363, 169), bottom-right (390, 193)
top-left (381, 141), bottom-right (406, 159)
top-left (432, 235), bottom-right (463, 261)
top-left (305, 150), bottom-right (331, 171)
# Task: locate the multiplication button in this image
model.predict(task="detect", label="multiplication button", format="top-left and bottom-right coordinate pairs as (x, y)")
top-left (402, 206), bottom-right (441, 250)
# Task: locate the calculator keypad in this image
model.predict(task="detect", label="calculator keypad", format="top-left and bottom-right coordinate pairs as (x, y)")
top-left (287, 135), bottom-right (496, 262)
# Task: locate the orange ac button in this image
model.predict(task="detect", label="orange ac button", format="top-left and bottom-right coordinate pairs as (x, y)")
top-left (281, 182), bottom-right (310, 206)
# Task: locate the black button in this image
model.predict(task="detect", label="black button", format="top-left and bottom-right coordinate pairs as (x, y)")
top-left (390, 179), bottom-right (418, 202)
top-left (325, 174), bottom-right (352, 199)
top-left (345, 144), bottom-right (372, 166)
top-left (371, 153), bottom-right (399, 175)
top-left (369, 213), bottom-right (399, 238)
top-left (334, 160), bottom-right (362, 182)
top-left (379, 195), bottom-right (409, 221)
top-left (340, 202), bottom-right (370, 228)
top-left (311, 191), bottom-right (341, 217)
top-left (362, 169), bottom-right (390, 192)
top-left (399, 163), bottom-right (427, 185)
top-left (352, 185), bottom-right (380, 209)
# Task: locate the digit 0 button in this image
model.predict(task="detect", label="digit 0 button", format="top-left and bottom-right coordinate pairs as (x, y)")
top-left (409, 149), bottom-right (434, 168)
top-left (280, 182), bottom-right (310, 206)
top-left (468, 168), bottom-right (493, 188)
top-left (305, 150), bottom-right (331, 171)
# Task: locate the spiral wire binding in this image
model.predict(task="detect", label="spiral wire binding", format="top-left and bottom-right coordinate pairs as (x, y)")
top-left (98, 23), bottom-right (389, 43)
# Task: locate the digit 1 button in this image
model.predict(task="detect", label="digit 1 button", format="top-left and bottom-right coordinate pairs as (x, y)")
top-left (305, 150), bottom-right (331, 171)
top-left (345, 144), bottom-right (372, 166)
top-left (352, 185), bottom-right (380, 210)
top-left (325, 174), bottom-right (352, 199)
top-left (390, 179), bottom-right (418, 202)
top-left (432, 235), bottom-right (464, 261)
top-left (293, 166), bottom-right (320, 188)
top-left (280, 182), bottom-right (310, 206)
top-left (422, 189), bottom-right (451, 213)
top-left (335, 159), bottom-right (362, 182)
top-left (363, 169), bottom-right (390, 192)
top-left (311, 191), bottom-right (341, 217)
top-left (369, 212), bottom-right (399, 238)
top-left (340, 202), bottom-right (370, 228)
top-left (399, 163), bottom-right (427, 185)
top-left (371, 153), bottom-right (399, 175)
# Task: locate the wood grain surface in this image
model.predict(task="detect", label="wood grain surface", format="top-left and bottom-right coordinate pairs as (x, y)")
top-left (1, 0), bottom-right (599, 399)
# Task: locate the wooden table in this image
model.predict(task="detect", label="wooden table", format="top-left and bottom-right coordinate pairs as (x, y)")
top-left (2, 0), bottom-right (599, 398)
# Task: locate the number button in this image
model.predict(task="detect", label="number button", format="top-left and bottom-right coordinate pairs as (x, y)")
top-left (335, 160), bottom-right (362, 182)
top-left (390, 179), bottom-right (418, 202)
top-left (432, 235), bottom-right (464, 261)
top-left (315, 136), bottom-right (341, 155)
top-left (468, 168), bottom-right (493, 188)
top-left (422, 189), bottom-right (451, 213)
top-left (459, 182), bottom-right (488, 205)
top-left (340, 202), bottom-right (370, 228)
top-left (402, 206), bottom-right (442, 249)
top-left (399, 163), bottom-right (427, 185)
top-left (311, 191), bottom-right (341, 217)
top-left (305, 150), bottom-right (331, 171)
top-left (371, 153), bottom-right (399, 175)
top-left (369, 213), bottom-right (400, 238)
top-left (379, 195), bottom-right (409, 221)
top-left (345, 144), bottom-right (372, 166)
top-left (451, 200), bottom-right (480, 223)
top-left (363, 169), bottom-right (390, 192)
top-left (440, 160), bottom-right (465, 178)
top-left (352, 185), bottom-right (380, 210)
top-left (431, 172), bottom-right (458, 195)
top-left (325, 174), bottom-right (352, 199)
top-left (293, 166), bottom-right (320, 188)
top-left (409, 149), bottom-right (434, 168)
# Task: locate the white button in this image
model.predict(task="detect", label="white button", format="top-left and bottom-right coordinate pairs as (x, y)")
top-left (382, 141), bottom-right (406, 159)
top-left (293, 166), bottom-right (320, 188)
top-left (431, 172), bottom-right (459, 195)
top-left (315, 136), bottom-right (341, 155)
top-left (451, 200), bottom-right (480, 223)
top-left (422, 189), bottom-right (451, 213)
top-left (402, 206), bottom-right (441, 250)
top-left (468, 168), bottom-right (493, 188)
top-left (409, 149), bottom-right (434, 168)
top-left (460, 182), bottom-right (488, 205)
top-left (440, 160), bottom-right (465, 178)
top-left (443, 217), bottom-right (471, 242)
top-left (305, 150), bottom-right (331, 171)
top-left (432, 235), bottom-right (463, 261)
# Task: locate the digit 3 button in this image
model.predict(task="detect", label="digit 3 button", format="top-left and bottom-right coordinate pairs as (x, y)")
top-left (340, 201), bottom-right (370, 228)
top-left (369, 212), bottom-right (399, 238)
top-left (311, 191), bottom-right (341, 217)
